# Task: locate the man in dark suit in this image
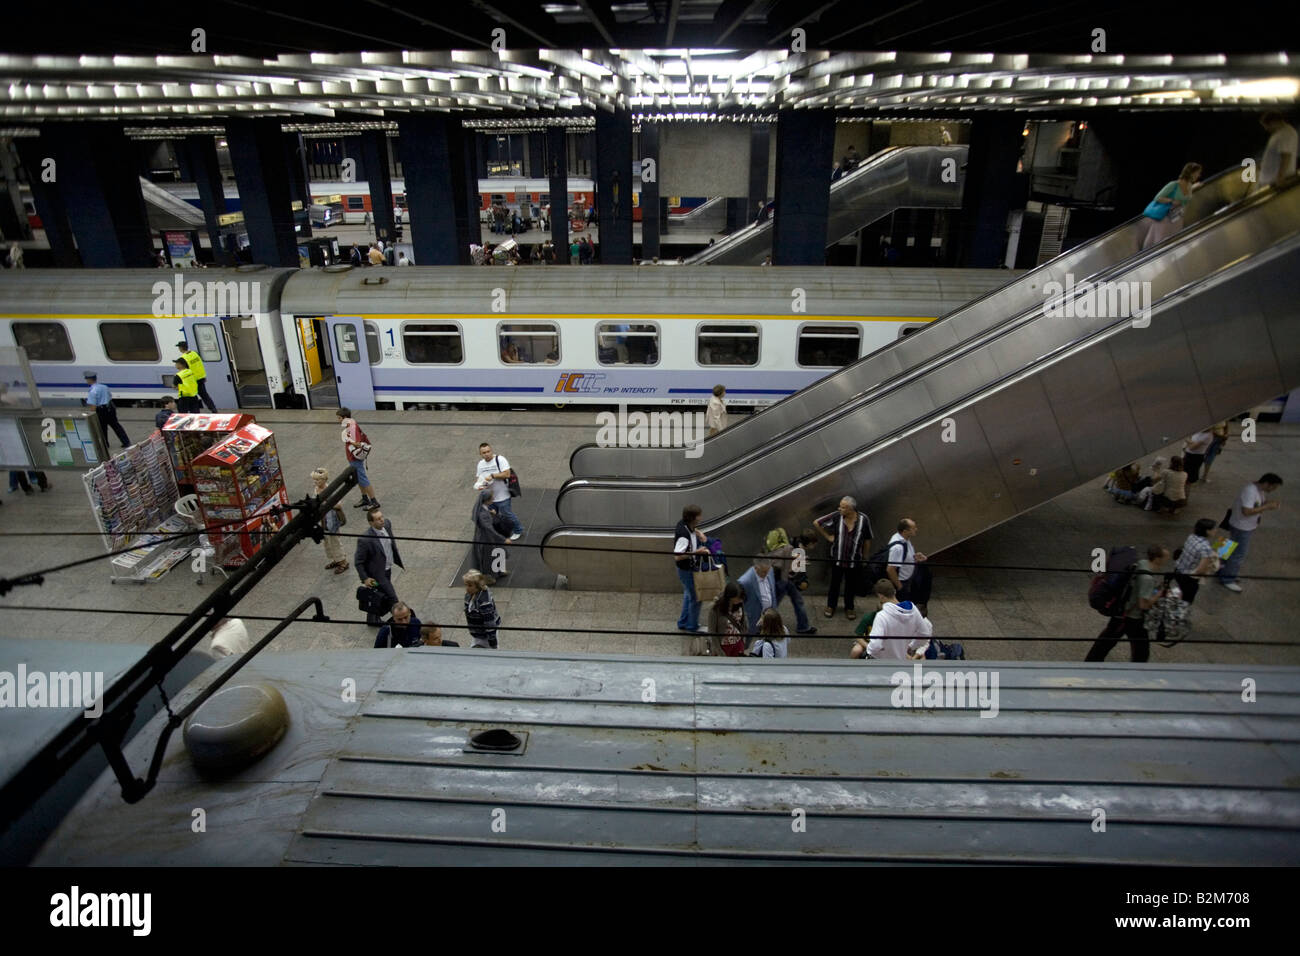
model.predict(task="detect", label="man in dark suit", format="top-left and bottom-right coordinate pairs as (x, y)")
top-left (355, 507), bottom-right (404, 625)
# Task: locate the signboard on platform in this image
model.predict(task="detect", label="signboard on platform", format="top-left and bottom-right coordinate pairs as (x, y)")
top-left (163, 230), bottom-right (197, 268)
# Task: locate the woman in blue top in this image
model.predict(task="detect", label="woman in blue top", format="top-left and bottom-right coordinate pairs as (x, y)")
top-left (1140, 162), bottom-right (1202, 250)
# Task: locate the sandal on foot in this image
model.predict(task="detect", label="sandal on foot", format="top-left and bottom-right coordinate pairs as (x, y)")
top-left (823, 607), bottom-right (834, 619)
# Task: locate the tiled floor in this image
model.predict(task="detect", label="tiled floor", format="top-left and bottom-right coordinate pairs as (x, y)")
top-left (1, 407), bottom-right (1296, 667)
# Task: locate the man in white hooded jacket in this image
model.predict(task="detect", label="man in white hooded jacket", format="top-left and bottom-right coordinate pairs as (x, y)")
top-left (865, 579), bottom-right (931, 660)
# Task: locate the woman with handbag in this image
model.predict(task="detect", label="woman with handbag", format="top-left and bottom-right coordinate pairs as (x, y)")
top-left (1139, 162), bottom-right (1202, 250)
top-left (310, 467), bottom-right (349, 574)
top-left (708, 582), bottom-right (750, 657)
top-left (674, 503), bottom-right (712, 636)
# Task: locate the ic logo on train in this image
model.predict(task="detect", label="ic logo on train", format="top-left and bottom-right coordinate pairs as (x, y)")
top-left (555, 373), bottom-right (607, 393)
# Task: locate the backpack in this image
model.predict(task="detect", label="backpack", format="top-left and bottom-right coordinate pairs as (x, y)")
top-left (1088, 545), bottom-right (1139, 617)
top-left (865, 545), bottom-right (893, 586)
top-left (764, 528), bottom-right (790, 553)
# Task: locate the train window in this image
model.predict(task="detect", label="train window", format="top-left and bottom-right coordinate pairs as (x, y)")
top-left (498, 322), bottom-right (558, 365)
top-left (344, 196), bottom-right (366, 211)
top-left (797, 324), bottom-right (861, 367)
top-left (98, 322), bottom-right (159, 362)
top-left (697, 324), bottom-right (759, 367)
top-left (596, 322), bottom-right (659, 366)
top-left (193, 323), bottom-right (222, 362)
top-left (402, 323), bottom-right (464, 365)
top-left (333, 324), bottom-right (361, 364)
top-left (12, 322), bottom-right (73, 362)
top-left (364, 321), bottom-right (382, 365)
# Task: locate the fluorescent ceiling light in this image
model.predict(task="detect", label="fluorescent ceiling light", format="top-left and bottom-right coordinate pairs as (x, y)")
top-left (1212, 78), bottom-right (1300, 98)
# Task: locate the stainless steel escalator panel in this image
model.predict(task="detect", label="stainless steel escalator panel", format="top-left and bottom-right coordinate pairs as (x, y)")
top-left (907, 408), bottom-right (1021, 542)
top-left (971, 376), bottom-right (1081, 515)
top-left (1181, 283), bottom-right (1285, 422)
top-left (921, 344), bottom-right (1005, 411)
top-left (1259, 271), bottom-right (1300, 389)
top-left (1038, 345), bottom-right (1147, 484)
top-left (1107, 312), bottom-right (1216, 453)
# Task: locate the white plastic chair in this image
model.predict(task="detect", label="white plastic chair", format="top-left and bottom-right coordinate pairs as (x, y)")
top-left (174, 494), bottom-right (203, 529)
top-left (175, 494), bottom-right (228, 584)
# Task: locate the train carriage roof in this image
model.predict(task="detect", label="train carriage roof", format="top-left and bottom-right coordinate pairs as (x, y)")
top-left (0, 267), bottom-right (296, 316)
top-left (32, 648), bottom-right (1300, 865)
top-left (279, 265), bottom-right (1013, 318)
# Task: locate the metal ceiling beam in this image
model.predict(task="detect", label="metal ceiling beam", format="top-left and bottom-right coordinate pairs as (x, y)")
top-left (765, 0), bottom-right (844, 47)
top-left (575, 0), bottom-right (619, 49)
top-left (713, 0), bottom-right (766, 44)
top-left (471, 1), bottom-right (560, 48)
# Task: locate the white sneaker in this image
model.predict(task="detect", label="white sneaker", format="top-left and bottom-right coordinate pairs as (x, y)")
top-left (509, 533), bottom-right (522, 541)
top-left (1222, 581), bottom-right (1243, 593)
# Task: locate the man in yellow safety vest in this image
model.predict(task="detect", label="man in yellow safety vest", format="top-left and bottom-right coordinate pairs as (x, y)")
top-left (177, 340), bottom-right (218, 412)
top-left (173, 359), bottom-right (201, 413)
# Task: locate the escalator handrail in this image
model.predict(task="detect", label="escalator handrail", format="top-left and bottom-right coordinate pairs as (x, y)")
top-left (566, 164), bottom-right (1254, 478)
top-left (547, 193), bottom-right (1300, 546)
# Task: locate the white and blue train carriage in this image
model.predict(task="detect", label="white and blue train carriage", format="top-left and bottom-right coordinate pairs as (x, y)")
top-left (0, 266), bottom-right (296, 409)
top-left (0, 265), bottom-right (1011, 412)
top-left (277, 265), bottom-right (1011, 411)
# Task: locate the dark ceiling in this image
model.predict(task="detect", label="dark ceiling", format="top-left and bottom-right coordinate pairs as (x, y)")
top-left (0, 1), bottom-right (1286, 57)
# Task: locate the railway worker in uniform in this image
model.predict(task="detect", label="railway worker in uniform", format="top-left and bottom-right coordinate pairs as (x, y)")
top-left (475, 442), bottom-right (524, 540)
top-left (177, 341), bottom-right (218, 412)
top-left (815, 496), bottom-right (873, 620)
top-left (173, 359), bottom-right (201, 412)
top-left (83, 372), bottom-right (131, 448)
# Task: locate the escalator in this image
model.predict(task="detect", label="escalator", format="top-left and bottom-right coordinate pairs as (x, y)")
top-left (571, 166), bottom-right (1248, 481)
top-left (669, 196), bottom-right (725, 230)
top-left (543, 176), bottom-right (1299, 590)
top-left (138, 177), bottom-right (206, 228)
top-left (685, 146), bottom-right (968, 266)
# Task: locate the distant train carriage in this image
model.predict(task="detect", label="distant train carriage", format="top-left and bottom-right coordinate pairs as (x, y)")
top-left (0, 266), bottom-right (1010, 413)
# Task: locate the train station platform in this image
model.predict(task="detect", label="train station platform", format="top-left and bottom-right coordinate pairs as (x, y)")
top-left (0, 407), bottom-right (1297, 666)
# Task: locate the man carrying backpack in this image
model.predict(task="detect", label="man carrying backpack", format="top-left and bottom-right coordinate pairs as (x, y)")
top-left (1085, 545), bottom-right (1170, 663)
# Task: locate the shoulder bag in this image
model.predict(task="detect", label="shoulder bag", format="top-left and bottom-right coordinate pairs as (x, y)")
top-left (693, 554), bottom-right (726, 605)
top-left (496, 455), bottom-right (522, 498)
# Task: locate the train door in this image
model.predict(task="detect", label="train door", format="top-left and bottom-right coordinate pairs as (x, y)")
top-left (181, 318), bottom-right (238, 409)
top-left (220, 315), bottom-right (272, 407)
top-left (324, 317), bottom-right (375, 410)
